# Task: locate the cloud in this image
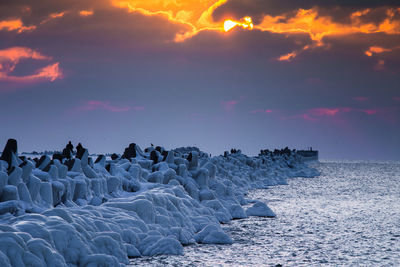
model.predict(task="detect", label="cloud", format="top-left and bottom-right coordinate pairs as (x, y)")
top-left (111, 0), bottom-right (229, 42)
top-left (0, 19), bottom-right (35, 32)
top-left (277, 51), bottom-right (298, 62)
top-left (213, 0), bottom-right (400, 21)
top-left (0, 62), bottom-right (61, 83)
top-left (0, 47), bottom-right (62, 86)
top-left (365, 46), bottom-right (392, 56)
top-left (255, 8), bottom-right (400, 46)
top-left (221, 100), bottom-right (238, 112)
top-left (79, 10), bottom-right (93, 17)
top-left (75, 100), bottom-right (144, 113)
top-left (295, 107), bottom-right (380, 122)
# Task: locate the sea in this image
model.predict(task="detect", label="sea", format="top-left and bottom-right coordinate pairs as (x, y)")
top-left (130, 160), bottom-right (400, 266)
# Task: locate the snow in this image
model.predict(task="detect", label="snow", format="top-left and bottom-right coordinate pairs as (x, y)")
top-left (0, 141), bottom-right (319, 266)
top-left (246, 201), bottom-right (276, 217)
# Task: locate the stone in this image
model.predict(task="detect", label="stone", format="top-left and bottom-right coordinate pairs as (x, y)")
top-left (0, 139), bottom-right (18, 172)
top-left (150, 150), bottom-right (158, 164)
top-left (122, 143), bottom-right (137, 160)
top-left (95, 155), bottom-right (105, 164)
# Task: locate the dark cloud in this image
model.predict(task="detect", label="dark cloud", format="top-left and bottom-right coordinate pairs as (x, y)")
top-left (212, 0), bottom-right (400, 23)
top-left (0, 0), bottom-right (106, 25)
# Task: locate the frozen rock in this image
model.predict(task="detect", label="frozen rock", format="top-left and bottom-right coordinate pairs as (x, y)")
top-left (51, 181), bottom-right (65, 206)
top-left (92, 235), bottom-right (129, 264)
top-left (203, 162), bottom-right (217, 179)
top-left (94, 155), bottom-right (106, 166)
top-left (188, 151), bottom-right (199, 170)
top-left (162, 168), bottom-right (176, 184)
top-left (177, 164), bottom-right (188, 178)
top-left (246, 201), bottom-right (276, 217)
top-left (37, 155), bottom-right (51, 170)
top-left (83, 165), bottom-right (97, 178)
top-left (1, 185), bottom-right (18, 201)
top-left (166, 151), bottom-right (174, 164)
top-left (70, 158), bottom-right (82, 172)
top-left (73, 179), bottom-right (87, 201)
top-left (0, 139), bottom-right (18, 171)
top-left (142, 237), bottom-right (183, 256)
top-left (195, 225), bottom-right (232, 244)
top-left (122, 143), bottom-right (137, 160)
top-left (27, 175), bottom-right (41, 202)
top-left (79, 149), bottom-right (89, 167)
top-left (33, 169), bottom-right (50, 182)
top-left (21, 161), bottom-right (34, 183)
top-left (228, 204), bottom-right (247, 219)
top-left (199, 188), bottom-right (215, 201)
top-left (0, 200), bottom-right (19, 215)
top-left (104, 199), bottom-right (156, 224)
top-left (147, 171), bottom-right (163, 184)
top-left (47, 165), bottom-right (59, 180)
top-left (194, 168), bottom-right (209, 189)
top-left (107, 176), bottom-right (121, 194)
top-left (0, 171), bottom-right (8, 195)
top-left (80, 254), bottom-right (121, 267)
top-left (40, 182), bottom-right (53, 206)
top-left (8, 166), bottom-right (22, 186)
top-left (17, 182), bottom-right (32, 205)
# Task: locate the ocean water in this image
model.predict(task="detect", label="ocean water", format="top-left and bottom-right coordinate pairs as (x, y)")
top-left (130, 160), bottom-right (400, 266)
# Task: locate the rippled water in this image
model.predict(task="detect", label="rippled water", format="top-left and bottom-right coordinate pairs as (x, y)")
top-left (130, 161), bottom-right (400, 266)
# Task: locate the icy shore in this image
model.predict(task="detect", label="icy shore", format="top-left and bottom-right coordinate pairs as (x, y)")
top-left (0, 140), bottom-right (319, 266)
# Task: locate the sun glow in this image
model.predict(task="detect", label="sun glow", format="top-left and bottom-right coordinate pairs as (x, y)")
top-left (223, 16), bottom-right (253, 32)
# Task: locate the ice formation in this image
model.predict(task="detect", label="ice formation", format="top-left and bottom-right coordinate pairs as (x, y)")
top-left (0, 139), bottom-right (319, 266)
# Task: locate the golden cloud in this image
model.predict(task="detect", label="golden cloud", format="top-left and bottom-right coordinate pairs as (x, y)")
top-left (255, 8), bottom-right (400, 45)
top-left (111, 0), bottom-right (229, 41)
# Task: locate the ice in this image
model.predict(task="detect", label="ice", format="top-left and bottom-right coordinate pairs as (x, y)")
top-left (0, 140), bottom-right (319, 266)
top-left (194, 225), bottom-right (233, 244)
top-left (246, 201), bottom-right (276, 217)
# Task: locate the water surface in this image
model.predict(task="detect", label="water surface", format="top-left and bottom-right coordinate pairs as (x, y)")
top-left (131, 161), bottom-right (400, 266)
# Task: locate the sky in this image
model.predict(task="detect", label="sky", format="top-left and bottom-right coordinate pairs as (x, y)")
top-left (0, 0), bottom-right (399, 160)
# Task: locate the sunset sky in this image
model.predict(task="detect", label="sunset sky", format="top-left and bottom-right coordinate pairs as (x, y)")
top-left (0, 0), bottom-right (399, 160)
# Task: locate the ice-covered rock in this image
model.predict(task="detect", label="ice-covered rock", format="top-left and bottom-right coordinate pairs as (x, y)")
top-left (0, 140), bottom-right (319, 265)
top-left (8, 167), bottom-right (22, 186)
top-left (246, 201), bottom-right (276, 217)
top-left (195, 225), bottom-right (233, 244)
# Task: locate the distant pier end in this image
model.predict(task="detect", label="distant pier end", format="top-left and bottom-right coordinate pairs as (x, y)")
top-left (297, 148), bottom-right (319, 161)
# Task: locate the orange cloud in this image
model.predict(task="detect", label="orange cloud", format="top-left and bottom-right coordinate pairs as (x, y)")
top-left (278, 51), bottom-right (298, 62)
top-left (40, 11), bottom-right (66, 24)
top-left (255, 8), bottom-right (400, 45)
top-left (79, 10), bottom-right (94, 17)
top-left (0, 19), bottom-right (36, 33)
top-left (0, 63), bottom-right (62, 83)
top-left (0, 47), bottom-right (62, 85)
top-left (110, 1), bottom-right (400, 67)
top-left (112, 0), bottom-right (229, 41)
top-left (365, 46), bottom-right (392, 56)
